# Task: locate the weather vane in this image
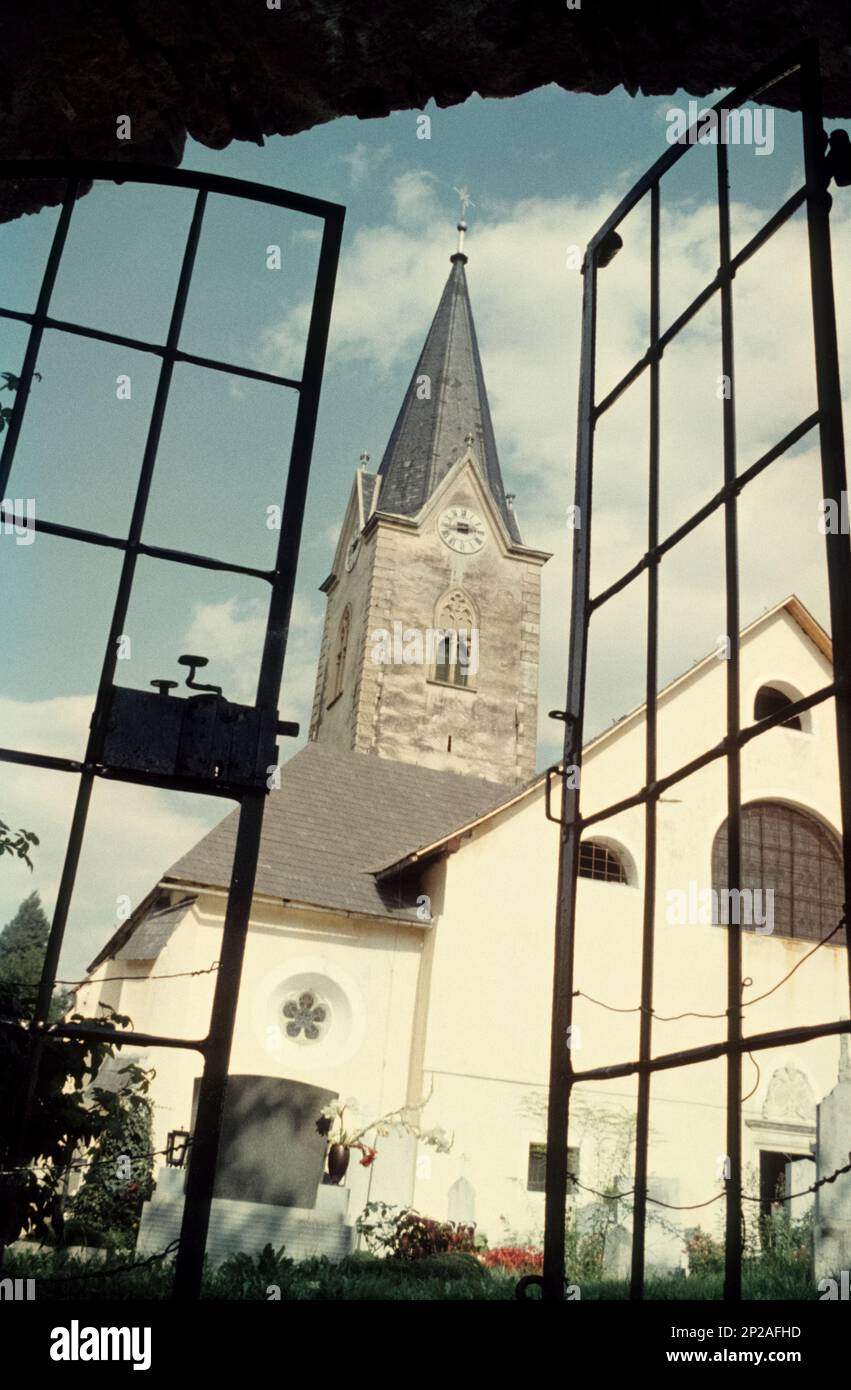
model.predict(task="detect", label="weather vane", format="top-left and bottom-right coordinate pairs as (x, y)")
top-left (453, 185), bottom-right (475, 217)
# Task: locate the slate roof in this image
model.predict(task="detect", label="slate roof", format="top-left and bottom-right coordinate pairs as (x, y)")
top-left (376, 255), bottom-right (523, 545)
top-left (113, 895), bottom-right (196, 960)
top-left (162, 743), bottom-right (512, 923)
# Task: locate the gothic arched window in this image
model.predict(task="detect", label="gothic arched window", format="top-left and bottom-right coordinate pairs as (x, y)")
top-left (711, 801), bottom-right (844, 943)
top-left (329, 605), bottom-right (350, 705)
top-left (431, 589), bottom-right (477, 689)
top-left (754, 683), bottom-right (804, 731)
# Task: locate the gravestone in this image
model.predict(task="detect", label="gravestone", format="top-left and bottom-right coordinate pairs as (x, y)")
top-left (814, 1037), bottom-right (851, 1280)
top-left (602, 1223), bottom-right (632, 1280)
top-left (447, 1175), bottom-right (476, 1225)
top-left (645, 1177), bottom-right (686, 1273)
top-left (190, 1074), bottom-right (336, 1208)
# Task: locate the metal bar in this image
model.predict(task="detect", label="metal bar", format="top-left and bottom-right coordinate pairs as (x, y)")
top-left (570, 1018), bottom-right (851, 1085)
top-left (541, 246), bottom-right (599, 1303)
top-left (594, 188), bottom-right (808, 425)
top-left (717, 135), bottom-right (743, 1304)
top-left (0, 507), bottom-right (274, 582)
top-left (630, 181), bottom-right (660, 1301)
top-left (0, 177), bottom-right (77, 498)
top-left (0, 308), bottom-right (303, 392)
top-left (172, 202), bottom-right (345, 1301)
top-left (590, 413), bottom-right (820, 612)
top-left (576, 684), bottom-right (836, 832)
top-left (0, 158), bottom-right (341, 220)
top-left (9, 191), bottom-right (209, 1194)
top-left (801, 45), bottom-right (851, 1019)
top-left (30, 1022), bottom-right (207, 1052)
top-left (584, 46), bottom-right (808, 258)
top-left (0, 747), bottom-right (82, 774)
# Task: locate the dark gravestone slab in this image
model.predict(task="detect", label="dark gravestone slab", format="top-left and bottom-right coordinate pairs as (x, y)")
top-left (191, 1075), bottom-right (336, 1209)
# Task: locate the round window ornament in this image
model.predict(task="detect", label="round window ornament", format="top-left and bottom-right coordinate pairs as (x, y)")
top-left (282, 988), bottom-right (331, 1043)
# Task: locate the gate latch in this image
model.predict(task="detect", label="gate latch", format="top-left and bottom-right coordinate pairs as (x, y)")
top-left (98, 654), bottom-right (299, 792)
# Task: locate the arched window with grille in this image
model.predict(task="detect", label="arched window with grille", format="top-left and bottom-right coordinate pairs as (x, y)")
top-left (431, 588), bottom-right (477, 689)
top-left (329, 605), bottom-right (350, 705)
top-left (711, 801), bottom-right (844, 943)
top-left (578, 839), bottom-right (631, 885)
top-left (753, 683), bottom-right (805, 732)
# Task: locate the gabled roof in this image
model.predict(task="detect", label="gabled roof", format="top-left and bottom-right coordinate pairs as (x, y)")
top-left (373, 595), bottom-right (835, 877)
top-left (377, 254), bottom-right (523, 544)
top-left (160, 743), bottom-right (511, 925)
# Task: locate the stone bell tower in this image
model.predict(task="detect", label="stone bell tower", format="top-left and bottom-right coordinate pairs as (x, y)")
top-left (308, 224), bottom-right (550, 785)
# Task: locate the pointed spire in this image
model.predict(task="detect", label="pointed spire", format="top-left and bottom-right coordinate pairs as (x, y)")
top-left (376, 226), bottom-right (522, 544)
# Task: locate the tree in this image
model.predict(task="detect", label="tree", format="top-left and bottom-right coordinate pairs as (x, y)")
top-left (0, 898), bottom-right (150, 1249)
top-left (0, 891), bottom-right (67, 1024)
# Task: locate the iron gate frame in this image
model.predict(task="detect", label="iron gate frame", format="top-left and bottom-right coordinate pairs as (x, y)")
top-left (0, 160), bottom-right (344, 1299)
top-left (541, 41), bottom-right (851, 1302)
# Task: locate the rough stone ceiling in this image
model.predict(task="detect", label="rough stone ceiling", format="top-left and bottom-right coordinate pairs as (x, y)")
top-left (3, 1), bottom-right (851, 221)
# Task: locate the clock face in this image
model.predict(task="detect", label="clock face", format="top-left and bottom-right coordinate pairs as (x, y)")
top-left (344, 533), bottom-right (361, 572)
top-left (438, 506), bottom-right (486, 554)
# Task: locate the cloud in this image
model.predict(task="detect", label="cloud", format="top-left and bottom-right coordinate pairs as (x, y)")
top-left (341, 141), bottom-right (393, 186)
top-left (0, 697), bottom-right (220, 977)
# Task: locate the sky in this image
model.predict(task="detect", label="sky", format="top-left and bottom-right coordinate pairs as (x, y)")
top-left (2, 79), bottom-right (851, 974)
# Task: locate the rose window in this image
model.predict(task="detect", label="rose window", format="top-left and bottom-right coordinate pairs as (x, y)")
top-left (282, 989), bottom-right (329, 1041)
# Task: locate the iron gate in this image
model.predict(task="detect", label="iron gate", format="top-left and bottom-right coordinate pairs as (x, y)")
top-left (0, 161), bottom-right (344, 1298)
top-left (540, 42), bottom-right (851, 1302)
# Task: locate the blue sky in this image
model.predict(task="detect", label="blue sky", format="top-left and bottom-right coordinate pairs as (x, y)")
top-left (2, 82), bottom-right (849, 971)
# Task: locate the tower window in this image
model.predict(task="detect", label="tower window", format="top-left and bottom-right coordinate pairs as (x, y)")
top-left (434, 632), bottom-right (472, 687)
top-left (329, 606), bottom-right (350, 706)
top-left (711, 801), bottom-right (844, 943)
top-left (579, 840), bottom-right (629, 884)
top-left (754, 684), bottom-right (803, 731)
top-left (431, 588), bottom-right (477, 689)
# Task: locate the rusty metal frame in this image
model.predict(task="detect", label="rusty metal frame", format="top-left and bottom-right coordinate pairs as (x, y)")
top-left (539, 42), bottom-right (851, 1302)
top-left (0, 160), bottom-right (344, 1298)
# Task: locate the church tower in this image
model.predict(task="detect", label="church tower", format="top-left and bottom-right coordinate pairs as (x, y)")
top-left (308, 224), bottom-right (550, 785)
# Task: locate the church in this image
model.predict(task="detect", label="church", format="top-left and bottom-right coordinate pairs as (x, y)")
top-left (77, 232), bottom-right (851, 1273)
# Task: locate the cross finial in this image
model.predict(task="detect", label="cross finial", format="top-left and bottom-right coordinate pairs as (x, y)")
top-left (359, 451), bottom-right (370, 468)
top-left (464, 431), bottom-right (475, 449)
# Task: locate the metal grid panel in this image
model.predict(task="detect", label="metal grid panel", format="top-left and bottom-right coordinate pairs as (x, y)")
top-left (0, 160), bottom-right (344, 1298)
top-left (537, 42), bottom-right (851, 1303)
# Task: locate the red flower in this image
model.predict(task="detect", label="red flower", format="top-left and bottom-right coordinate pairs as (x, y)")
top-left (358, 1145), bottom-right (378, 1167)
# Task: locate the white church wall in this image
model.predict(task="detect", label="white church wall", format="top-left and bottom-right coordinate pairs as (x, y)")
top-left (410, 606), bottom-right (846, 1245)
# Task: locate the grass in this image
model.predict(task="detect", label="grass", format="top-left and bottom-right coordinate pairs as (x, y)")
top-left (0, 1245), bottom-right (819, 1301)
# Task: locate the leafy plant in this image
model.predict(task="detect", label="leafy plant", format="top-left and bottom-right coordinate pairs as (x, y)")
top-left (316, 1094), bottom-right (452, 1171)
top-left (684, 1226), bottom-right (725, 1276)
top-left (355, 1201), bottom-right (476, 1261)
top-left (0, 823), bottom-right (39, 872)
top-left (0, 1004), bottom-right (152, 1248)
top-left (0, 370), bottom-right (40, 435)
top-left (69, 1061), bottom-right (156, 1243)
top-left (481, 1245), bottom-right (543, 1275)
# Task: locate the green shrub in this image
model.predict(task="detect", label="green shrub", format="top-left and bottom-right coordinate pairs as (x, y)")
top-left (399, 1252), bottom-right (487, 1281)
